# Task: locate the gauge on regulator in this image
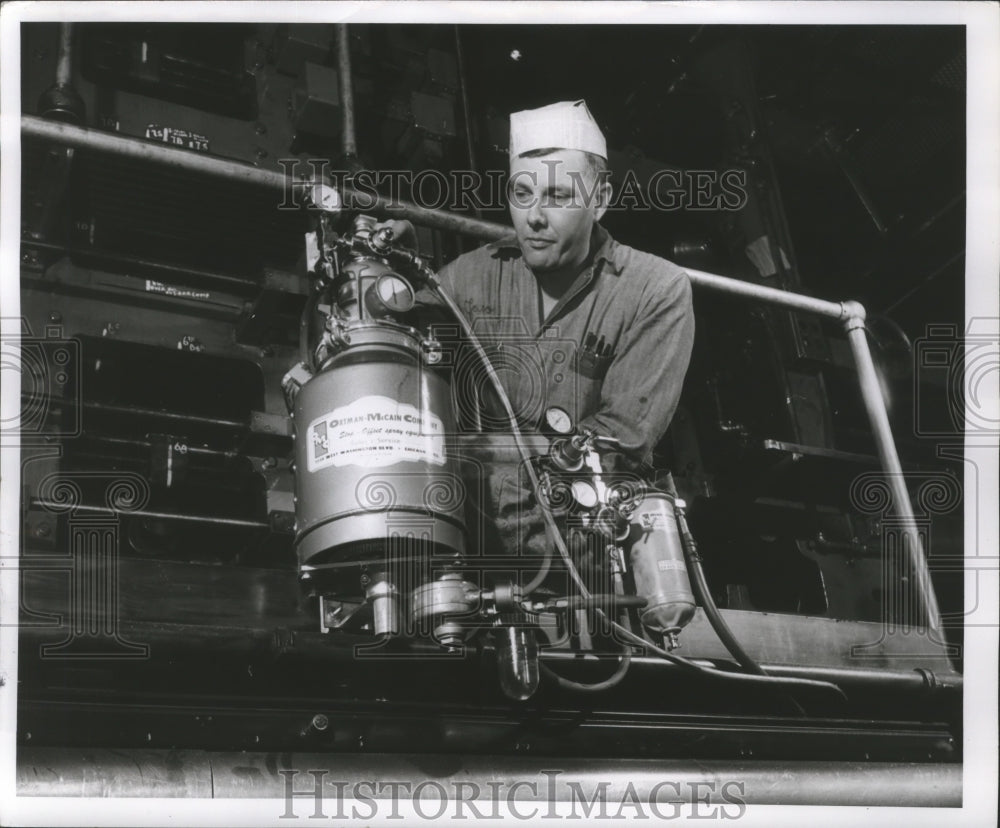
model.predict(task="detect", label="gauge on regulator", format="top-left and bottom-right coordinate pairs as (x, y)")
top-left (309, 182), bottom-right (342, 213)
top-left (544, 406), bottom-right (574, 436)
top-left (570, 479), bottom-right (599, 509)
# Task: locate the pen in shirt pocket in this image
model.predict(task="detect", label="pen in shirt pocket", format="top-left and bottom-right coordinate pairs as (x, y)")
top-left (583, 333), bottom-right (614, 358)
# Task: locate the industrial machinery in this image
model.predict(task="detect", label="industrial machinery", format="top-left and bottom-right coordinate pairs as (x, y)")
top-left (10, 18), bottom-right (969, 808)
top-left (283, 213), bottom-right (470, 646)
top-left (279, 209), bottom-right (720, 701)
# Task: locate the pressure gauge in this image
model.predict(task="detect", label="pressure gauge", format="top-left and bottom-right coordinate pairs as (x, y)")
top-left (570, 479), bottom-right (599, 509)
top-left (544, 406), bottom-right (574, 436)
top-left (309, 182), bottom-right (341, 213)
top-left (364, 274), bottom-right (415, 317)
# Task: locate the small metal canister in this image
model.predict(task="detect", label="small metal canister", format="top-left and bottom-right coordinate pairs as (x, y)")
top-left (626, 492), bottom-right (696, 638)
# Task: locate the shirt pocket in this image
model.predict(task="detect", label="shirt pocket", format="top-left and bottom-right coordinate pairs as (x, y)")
top-left (570, 350), bottom-right (614, 418)
top-left (572, 349), bottom-right (614, 380)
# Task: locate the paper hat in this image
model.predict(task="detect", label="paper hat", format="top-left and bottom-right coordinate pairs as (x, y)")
top-left (509, 100), bottom-right (607, 159)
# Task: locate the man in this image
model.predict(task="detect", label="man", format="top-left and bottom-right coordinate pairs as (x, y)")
top-left (431, 99), bottom-right (695, 475)
top-left (400, 100), bottom-right (695, 570)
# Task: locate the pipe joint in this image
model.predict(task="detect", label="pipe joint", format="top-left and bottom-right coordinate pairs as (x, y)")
top-left (37, 83), bottom-right (86, 124)
top-left (840, 299), bottom-right (867, 327)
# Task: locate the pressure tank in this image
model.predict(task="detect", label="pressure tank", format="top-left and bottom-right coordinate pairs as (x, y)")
top-left (292, 323), bottom-right (466, 576)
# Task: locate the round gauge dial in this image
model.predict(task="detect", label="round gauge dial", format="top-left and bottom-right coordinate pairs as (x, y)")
top-left (374, 274), bottom-right (415, 312)
top-left (544, 406), bottom-right (574, 435)
top-left (570, 479), bottom-right (599, 509)
top-left (309, 182), bottom-right (341, 213)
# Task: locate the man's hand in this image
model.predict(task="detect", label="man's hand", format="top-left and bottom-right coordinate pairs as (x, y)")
top-left (371, 219), bottom-right (418, 250)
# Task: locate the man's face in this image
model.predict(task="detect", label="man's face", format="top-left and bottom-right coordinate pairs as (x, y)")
top-left (508, 149), bottom-right (609, 276)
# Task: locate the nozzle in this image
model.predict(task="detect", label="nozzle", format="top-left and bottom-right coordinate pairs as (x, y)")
top-left (370, 226), bottom-right (395, 254)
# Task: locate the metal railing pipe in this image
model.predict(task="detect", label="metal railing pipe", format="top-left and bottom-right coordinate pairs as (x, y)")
top-left (683, 274), bottom-right (938, 632)
top-left (23, 115), bottom-right (290, 187)
top-left (20, 116), bottom-right (508, 240)
top-left (341, 185), bottom-right (507, 239)
top-left (843, 306), bottom-right (942, 632)
top-left (683, 266), bottom-right (848, 319)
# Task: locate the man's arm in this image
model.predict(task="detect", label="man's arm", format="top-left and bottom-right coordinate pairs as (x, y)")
top-left (577, 269), bottom-right (695, 471)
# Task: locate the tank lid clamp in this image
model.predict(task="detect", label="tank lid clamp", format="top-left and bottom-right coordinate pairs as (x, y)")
top-left (318, 595), bottom-right (368, 634)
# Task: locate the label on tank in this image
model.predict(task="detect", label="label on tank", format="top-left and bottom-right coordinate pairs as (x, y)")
top-left (307, 395), bottom-right (445, 471)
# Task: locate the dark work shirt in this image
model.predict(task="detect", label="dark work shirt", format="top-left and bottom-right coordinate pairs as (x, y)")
top-left (423, 224), bottom-right (695, 468)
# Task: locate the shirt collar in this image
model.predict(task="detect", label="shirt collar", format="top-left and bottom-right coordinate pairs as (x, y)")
top-left (487, 224), bottom-right (625, 276)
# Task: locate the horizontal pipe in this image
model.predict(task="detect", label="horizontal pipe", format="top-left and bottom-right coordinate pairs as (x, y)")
top-left (21, 116), bottom-right (507, 241)
top-left (541, 650), bottom-right (958, 694)
top-left (30, 499), bottom-right (269, 530)
top-left (21, 116), bottom-right (864, 313)
top-left (683, 266), bottom-right (848, 319)
top-left (341, 184), bottom-right (507, 239)
top-left (24, 115), bottom-right (289, 187)
top-left (17, 747), bottom-right (961, 805)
